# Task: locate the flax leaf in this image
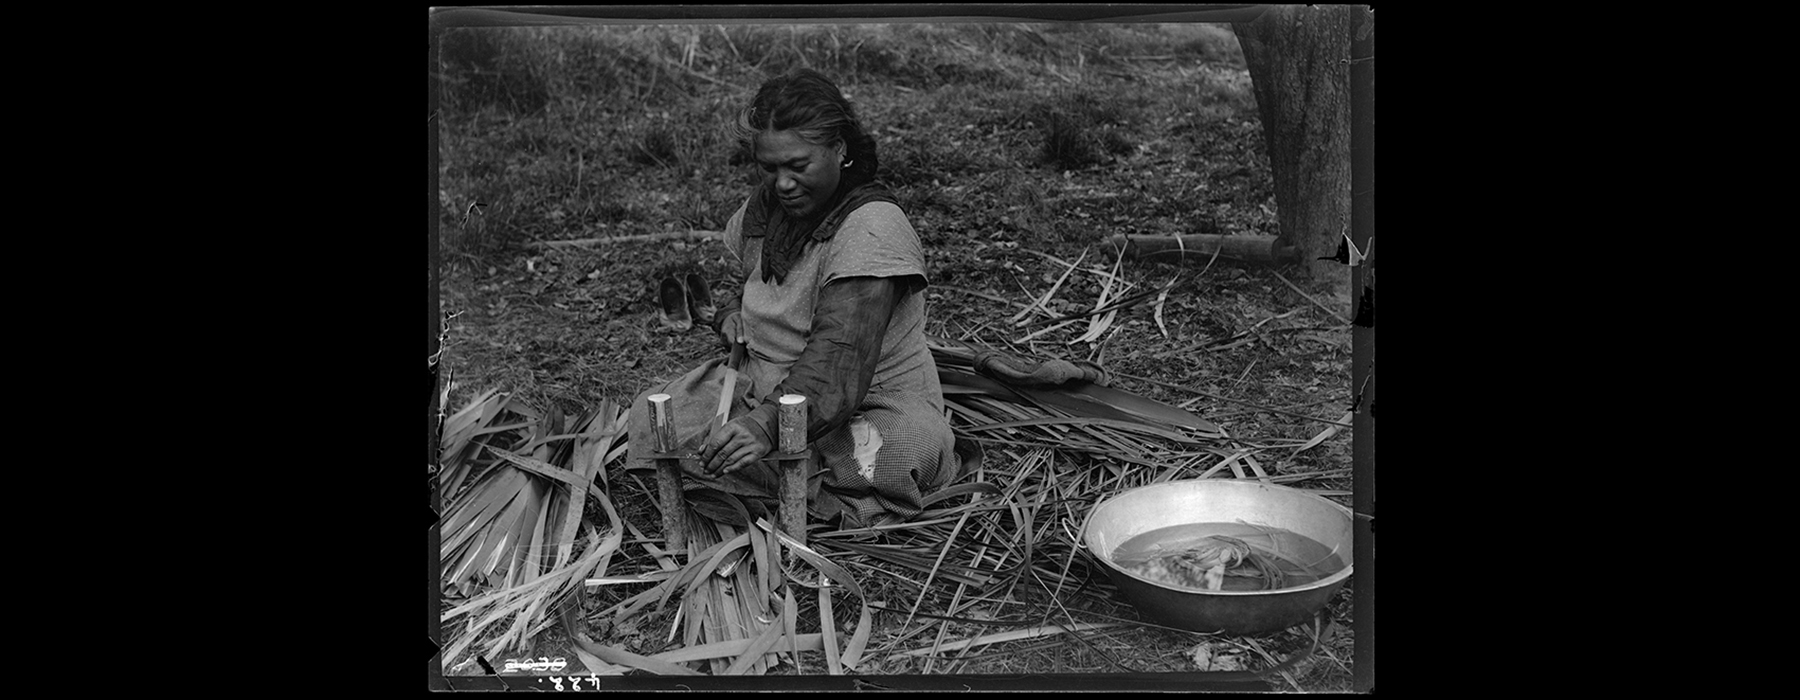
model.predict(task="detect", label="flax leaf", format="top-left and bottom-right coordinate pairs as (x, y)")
top-left (899, 623), bottom-right (1124, 657)
top-left (571, 634), bottom-right (701, 676)
top-left (647, 633), bottom-right (825, 664)
top-left (819, 585), bottom-right (841, 674)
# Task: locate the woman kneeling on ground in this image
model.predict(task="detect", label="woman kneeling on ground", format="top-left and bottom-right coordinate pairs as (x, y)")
top-left (627, 69), bottom-right (964, 530)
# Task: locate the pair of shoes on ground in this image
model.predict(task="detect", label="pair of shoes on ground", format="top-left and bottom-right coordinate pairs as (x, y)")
top-left (658, 273), bottom-right (715, 332)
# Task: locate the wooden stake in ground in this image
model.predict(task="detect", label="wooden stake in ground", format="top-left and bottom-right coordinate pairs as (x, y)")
top-left (776, 394), bottom-right (809, 552)
top-left (648, 393), bottom-right (687, 552)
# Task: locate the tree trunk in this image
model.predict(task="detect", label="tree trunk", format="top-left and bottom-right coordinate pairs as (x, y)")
top-left (1233, 5), bottom-right (1354, 303)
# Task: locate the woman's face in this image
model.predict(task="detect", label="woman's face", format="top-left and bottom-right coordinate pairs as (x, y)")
top-left (753, 129), bottom-right (844, 219)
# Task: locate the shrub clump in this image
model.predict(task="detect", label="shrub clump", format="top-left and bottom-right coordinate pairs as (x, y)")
top-left (1032, 91), bottom-right (1136, 170)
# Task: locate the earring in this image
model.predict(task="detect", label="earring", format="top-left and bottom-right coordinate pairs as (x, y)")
top-left (841, 158), bottom-right (855, 169)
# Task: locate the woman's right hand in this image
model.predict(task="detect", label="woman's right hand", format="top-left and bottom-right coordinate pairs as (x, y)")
top-left (716, 311), bottom-right (745, 352)
top-left (699, 413), bottom-right (774, 476)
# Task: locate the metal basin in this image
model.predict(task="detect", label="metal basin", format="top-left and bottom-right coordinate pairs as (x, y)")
top-left (1082, 479), bottom-right (1354, 635)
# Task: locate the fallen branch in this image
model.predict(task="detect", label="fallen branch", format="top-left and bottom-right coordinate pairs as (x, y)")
top-left (525, 230), bottom-right (723, 249)
top-left (1104, 233), bottom-right (1297, 264)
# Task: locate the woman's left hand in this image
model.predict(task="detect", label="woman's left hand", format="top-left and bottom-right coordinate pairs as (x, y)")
top-left (700, 417), bottom-right (773, 475)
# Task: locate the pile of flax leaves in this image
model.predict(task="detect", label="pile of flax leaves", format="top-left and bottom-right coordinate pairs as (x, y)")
top-left (437, 332), bottom-right (1347, 679)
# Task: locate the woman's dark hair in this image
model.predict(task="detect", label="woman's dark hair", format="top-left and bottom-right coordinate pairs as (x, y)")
top-left (735, 69), bottom-right (878, 184)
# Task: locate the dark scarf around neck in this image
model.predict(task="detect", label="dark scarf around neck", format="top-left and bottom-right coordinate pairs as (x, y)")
top-left (741, 175), bottom-right (897, 285)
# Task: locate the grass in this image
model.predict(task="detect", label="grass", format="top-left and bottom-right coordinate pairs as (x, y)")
top-left (434, 21), bottom-right (1357, 690)
top-left (434, 23), bottom-right (1261, 264)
